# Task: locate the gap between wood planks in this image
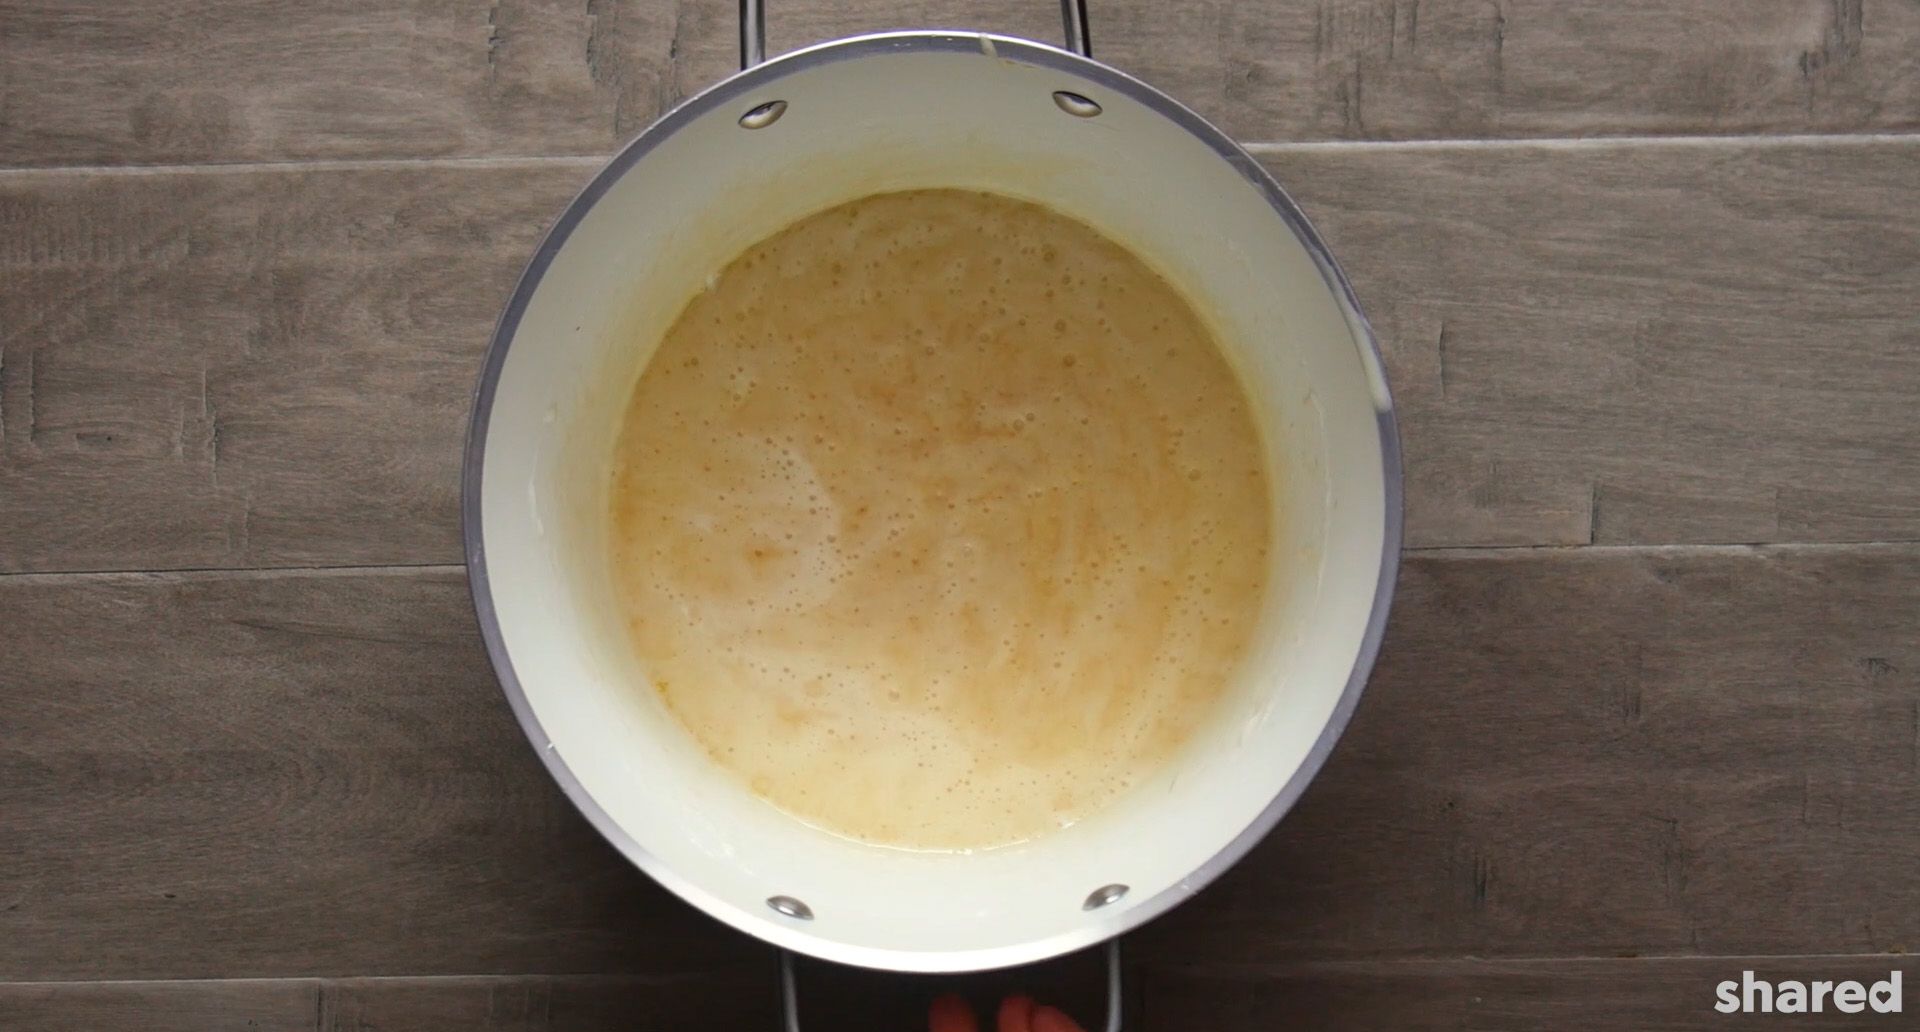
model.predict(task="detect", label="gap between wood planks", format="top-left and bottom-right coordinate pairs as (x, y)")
top-left (2, 541), bottom-right (1918, 583)
top-left (0, 131), bottom-right (1916, 180)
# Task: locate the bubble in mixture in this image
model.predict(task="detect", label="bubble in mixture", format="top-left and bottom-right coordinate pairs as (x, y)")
top-left (608, 189), bottom-right (1272, 851)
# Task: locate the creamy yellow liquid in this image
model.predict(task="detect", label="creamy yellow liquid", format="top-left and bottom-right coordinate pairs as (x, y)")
top-left (610, 189), bottom-right (1271, 850)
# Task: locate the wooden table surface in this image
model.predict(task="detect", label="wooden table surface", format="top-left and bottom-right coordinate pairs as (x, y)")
top-left (3, 1), bottom-right (1918, 1029)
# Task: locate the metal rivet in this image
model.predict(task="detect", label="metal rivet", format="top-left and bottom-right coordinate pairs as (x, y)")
top-left (739, 100), bottom-right (788, 129)
top-left (1083, 883), bottom-right (1129, 910)
top-left (1052, 91), bottom-right (1102, 118)
top-left (767, 895), bottom-right (814, 920)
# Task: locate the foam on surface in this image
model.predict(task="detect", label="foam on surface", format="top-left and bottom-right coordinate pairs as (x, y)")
top-left (609, 189), bottom-right (1273, 851)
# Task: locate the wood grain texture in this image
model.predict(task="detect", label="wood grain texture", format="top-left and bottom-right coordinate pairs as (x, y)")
top-left (3, 548), bottom-right (1914, 981)
top-left (0, 566), bottom-right (741, 981)
top-left (8, 957), bottom-right (1913, 1031)
top-left (316, 971), bottom-right (776, 1031)
top-left (0, 965), bottom-right (1094, 1032)
top-left (0, 979), bottom-right (317, 1032)
top-left (1141, 957), bottom-right (1918, 1031)
top-left (0, 162), bottom-right (587, 572)
top-left (1206, 0), bottom-right (1920, 143)
top-left (1135, 544), bottom-right (1920, 965)
top-left (4, 137), bottom-right (1914, 572)
top-left (0, 0), bottom-right (718, 168)
top-left (0, 972), bottom-right (776, 1032)
top-left (0, 964), bottom-right (1107, 1031)
top-left (789, 0), bottom-right (1920, 145)
top-left (5, 1), bottom-right (1919, 168)
top-left (1271, 136), bottom-right (1920, 548)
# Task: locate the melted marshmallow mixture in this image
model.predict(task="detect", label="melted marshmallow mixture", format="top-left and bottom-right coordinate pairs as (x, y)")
top-left (610, 189), bottom-right (1272, 850)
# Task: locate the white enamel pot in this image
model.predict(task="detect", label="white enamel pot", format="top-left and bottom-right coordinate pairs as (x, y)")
top-left (463, 0), bottom-right (1401, 1023)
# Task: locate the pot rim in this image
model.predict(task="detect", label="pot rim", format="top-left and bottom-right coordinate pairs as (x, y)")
top-left (462, 28), bottom-right (1405, 973)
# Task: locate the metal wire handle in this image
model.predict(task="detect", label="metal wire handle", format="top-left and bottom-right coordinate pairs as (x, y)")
top-left (740, 0), bottom-right (1092, 69)
top-left (780, 940), bottom-right (1123, 1032)
top-left (1060, 0), bottom-right (1092, 58)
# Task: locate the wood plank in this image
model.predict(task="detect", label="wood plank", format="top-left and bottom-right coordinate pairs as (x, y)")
top-left (0, 964), bottom-right (1093, 1032)
top-left (1203, 0), bottom-right (1920, 143)
top-left (0, 973), bottom-right (776, 1032)
top-left (0, 0), bottom-right (710, 168)
top-left (316, 971), bottom-right (776, 1031)
top-left (5, 956), bottom-right (1911, 1031)
top-left (788, 1), bottom-right (1920, 146)
top-left (3, 547), bottom-right (1915, 980)
top-left (0, 566), bottom-right (743, 980)
top-left (1273, 136), bottom-right (1920, 547)
top-left (0, 979), bottom-right (318, 1032)
top-left (4, 137), bottom-right (1915, 572)
top-left (0, 161), bottom-right (587, 572)
top-left (1141, 956), bottom-right (1918, 1031)
top-left (1134, 544), bottom-right (1920, 965)
top-left (5, 1), bottom-right (1920, 168)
